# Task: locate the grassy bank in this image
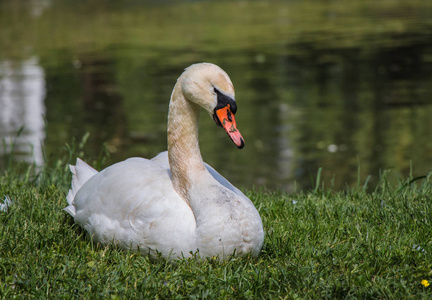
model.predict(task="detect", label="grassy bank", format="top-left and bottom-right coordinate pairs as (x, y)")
top-left (0, 148), bottom-right (431, 298)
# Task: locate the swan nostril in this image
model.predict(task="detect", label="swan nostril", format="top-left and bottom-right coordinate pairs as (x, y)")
top-left (227, 108), bottom-right (233, 122)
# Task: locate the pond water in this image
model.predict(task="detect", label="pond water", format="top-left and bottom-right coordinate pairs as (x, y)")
top-left (1, 0), bottom-right (432, 191)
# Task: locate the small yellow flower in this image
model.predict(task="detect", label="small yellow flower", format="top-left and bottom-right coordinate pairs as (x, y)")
top-left (421, 280), bottom-right (430, 287)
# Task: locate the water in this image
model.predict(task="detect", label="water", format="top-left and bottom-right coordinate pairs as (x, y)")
top-left (1, 0), bottom-right (431, 191)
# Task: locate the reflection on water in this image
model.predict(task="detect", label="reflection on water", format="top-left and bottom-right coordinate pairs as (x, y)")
top-left (0, 1), bottom-right (431, 191)
top-left (0, 57), bottom-right (46, 169)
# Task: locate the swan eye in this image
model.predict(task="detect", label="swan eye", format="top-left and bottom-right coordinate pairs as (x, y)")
top-left (213, 88), bottom-right (237, 114)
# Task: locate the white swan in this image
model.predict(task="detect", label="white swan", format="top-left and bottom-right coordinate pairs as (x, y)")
top-left (64, 63), bottom-right (264, 261)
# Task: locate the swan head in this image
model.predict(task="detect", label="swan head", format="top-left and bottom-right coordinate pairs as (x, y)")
top-left (180, 63), bottom-right (245, 149)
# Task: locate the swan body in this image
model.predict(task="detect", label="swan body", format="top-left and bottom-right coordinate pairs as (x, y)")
top-left (65, 63), bottom-right (264, 260)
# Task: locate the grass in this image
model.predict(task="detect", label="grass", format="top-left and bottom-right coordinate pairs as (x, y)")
top-left (0, 143), bottom-right (431, 299)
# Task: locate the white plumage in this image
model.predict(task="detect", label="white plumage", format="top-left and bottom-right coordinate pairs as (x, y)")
top-left (65, 63), bottom-right (264, 261)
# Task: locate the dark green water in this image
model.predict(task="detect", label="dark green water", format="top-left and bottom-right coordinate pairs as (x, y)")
top-left (1, 0), bottom-right (432, 191)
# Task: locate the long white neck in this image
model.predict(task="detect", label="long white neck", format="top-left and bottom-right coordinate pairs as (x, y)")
top-left (167, 82), bottom-right (206, 200)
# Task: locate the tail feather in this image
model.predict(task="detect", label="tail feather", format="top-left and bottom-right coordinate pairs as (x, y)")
top-left (64, 158), bottom-right (98, 217)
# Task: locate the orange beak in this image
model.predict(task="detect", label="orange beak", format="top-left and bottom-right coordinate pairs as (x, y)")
top-left (215, 105), bottom-right (245, 149)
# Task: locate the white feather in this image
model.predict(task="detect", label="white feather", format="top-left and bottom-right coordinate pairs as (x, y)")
top-left (65, 63), bottom-right (264, 261)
